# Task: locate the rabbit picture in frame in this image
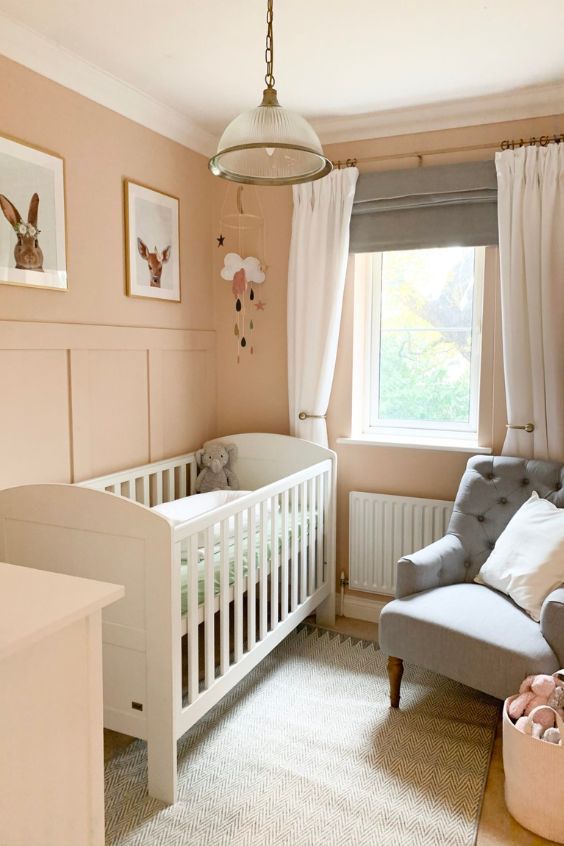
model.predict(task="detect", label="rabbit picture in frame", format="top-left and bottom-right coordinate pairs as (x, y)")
top-left (0, 193), bottom-right (44, 272)
top-left (0, 133), bottom-right (67, 291)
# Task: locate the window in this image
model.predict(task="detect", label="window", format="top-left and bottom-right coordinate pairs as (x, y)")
top-left (353, 246), bottom-right (485, 444)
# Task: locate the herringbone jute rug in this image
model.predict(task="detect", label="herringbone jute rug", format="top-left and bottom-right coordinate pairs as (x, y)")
top-left (105, 625), bottom-right (498, 846)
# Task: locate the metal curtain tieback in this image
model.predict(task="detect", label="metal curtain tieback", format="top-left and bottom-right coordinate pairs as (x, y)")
top-left (506, 423), bottom-right (535, 433)
top-left (298, 412), bottom-right (326, 421)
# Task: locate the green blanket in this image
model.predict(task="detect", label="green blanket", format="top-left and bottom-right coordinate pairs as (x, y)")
top-left (179, 516), bottom-right (311, 612)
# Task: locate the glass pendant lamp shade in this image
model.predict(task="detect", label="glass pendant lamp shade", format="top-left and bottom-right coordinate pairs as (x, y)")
top-left (209, 89), bottom-right (332, 186)
top-left (208, 1), bottom-right (332, 186)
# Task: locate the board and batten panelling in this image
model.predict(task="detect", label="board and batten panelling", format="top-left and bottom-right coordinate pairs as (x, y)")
top-left (156, 349), bottom-right (216, 459)
top-left (71, 349), bottom-right (150, 479)
top-left (0, 321), bottom-right (216, 488)
top-left (0, 348), bottom-right (71, 487)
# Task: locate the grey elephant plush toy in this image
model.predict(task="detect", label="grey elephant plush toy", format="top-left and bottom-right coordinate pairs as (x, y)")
top-left (195, 442), bottom-right (240, 493)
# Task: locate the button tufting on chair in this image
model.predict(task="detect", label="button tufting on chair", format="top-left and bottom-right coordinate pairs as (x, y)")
top-left (499, 497), bottom-right (508, 505)
top-left (477, 515), bottom-right (485, 522)
top-left (488, 541), bottom-right (495, 550)
top-left (487, 473), bottom-right (495, 480)
top-left (522, 478), bottom-right (529, 485)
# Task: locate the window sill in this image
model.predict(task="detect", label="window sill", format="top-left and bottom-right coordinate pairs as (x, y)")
top-left (336, 435), bottom-right (492, 454)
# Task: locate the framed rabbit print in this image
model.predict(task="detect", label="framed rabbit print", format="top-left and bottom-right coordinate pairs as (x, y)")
top-left (124, 179), bottom-right (180, 302)
top-left (0, 134), bottom-right (67, 290)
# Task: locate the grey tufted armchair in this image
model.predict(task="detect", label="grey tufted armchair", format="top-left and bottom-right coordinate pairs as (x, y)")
top-left (379, 455), bottom-right (564, 705)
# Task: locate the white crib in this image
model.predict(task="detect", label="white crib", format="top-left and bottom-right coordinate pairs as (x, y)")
top-left (0, 433), bottom-right (336, 804)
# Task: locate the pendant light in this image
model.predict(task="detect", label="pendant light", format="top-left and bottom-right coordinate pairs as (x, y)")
top-left (208, 0), bottom-right (332, 186)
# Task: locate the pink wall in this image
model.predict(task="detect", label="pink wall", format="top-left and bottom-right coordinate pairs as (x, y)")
top-left (212, 184), bottom-right (293, 436)
top-left (0, 55), bottom-right (217, 487)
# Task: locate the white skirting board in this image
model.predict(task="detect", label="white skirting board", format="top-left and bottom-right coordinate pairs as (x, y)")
top-left (341, 593), bottom-right (390, 623)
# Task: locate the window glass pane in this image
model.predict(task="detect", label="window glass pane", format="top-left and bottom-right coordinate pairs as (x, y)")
top-left (375, 247), bottom-right (476, 425)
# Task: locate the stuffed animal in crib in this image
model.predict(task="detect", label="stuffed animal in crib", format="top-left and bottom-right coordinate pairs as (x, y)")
top-left (195, 442), bottom-right (240, 493)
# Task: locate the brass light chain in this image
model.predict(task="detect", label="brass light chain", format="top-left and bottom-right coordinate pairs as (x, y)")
top-left (264, 0), bottom-right (275, 89)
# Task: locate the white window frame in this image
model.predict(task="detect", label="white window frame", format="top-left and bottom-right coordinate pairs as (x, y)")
top-left (354, 246), bottom-right (485, 441)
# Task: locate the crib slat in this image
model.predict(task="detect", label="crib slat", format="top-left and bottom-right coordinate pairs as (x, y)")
top-left (323, 471), bottom-right (330, 586)
top-left (291, 486), bottom-right (299, 611)
top-left (110, 483), bottom-right (119, 495)
top-left (270, 495), bottom-right (279, 629)
top-left (204, 527), bottom-right (215, 690)
top-left (247, 506), bottom-right (256, 651)
top-left (234, 513), bottom-right (244, 662)
top-left (127, 478), bottom-right (135, 501)
top-left (219, 519), bottom-right (229, 675)
top-left (317, 473), bottom-right (325, 588)
top-left (187, 535), bottom-right (199, 704)
top-left (142, 476), bottom-right (150, 506)
top-left (190, 461), bottom-right (198, 494)
top-left (179, 465), bottom-right (187, 498)
top-left (308, 477), bottom-right (316, 594)
top-left (259, 501), bottom-right (268, 640)
top-left (280, 489), bottom-right (289, 621)
top-left (167, 470), bottom-right (175, 502)
top-left (156, 472), bottom-right (163, 505)
top-left (300, 481), bottom-right (308, 602)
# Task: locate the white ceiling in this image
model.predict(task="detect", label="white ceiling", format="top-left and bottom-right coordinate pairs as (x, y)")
top-left (1, 0), bottom-right (564, 149)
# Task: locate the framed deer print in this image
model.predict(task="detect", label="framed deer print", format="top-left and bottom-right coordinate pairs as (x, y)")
top-left (0, 134), bottom-right (67, 290)
top-left (124, 179), bottom-right (180, 302)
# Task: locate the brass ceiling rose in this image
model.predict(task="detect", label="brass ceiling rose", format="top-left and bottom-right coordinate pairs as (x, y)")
top-left (208, 0), bottom-right (332, 187)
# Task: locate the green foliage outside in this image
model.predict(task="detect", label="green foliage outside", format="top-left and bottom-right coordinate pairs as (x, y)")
top-left (375, 248), bottom-right (475, 424)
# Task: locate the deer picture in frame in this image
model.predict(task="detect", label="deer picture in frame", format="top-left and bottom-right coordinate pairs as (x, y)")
top-left (125, 179), bottom-right (180, 302)
top-left (137, 239), bottom-right (171, 288)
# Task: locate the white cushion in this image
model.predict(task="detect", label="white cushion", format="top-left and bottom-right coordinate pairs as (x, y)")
top-left (152, 490), bottom-right (250, 527)
top-left (475, 491), bottom-right (564, 621)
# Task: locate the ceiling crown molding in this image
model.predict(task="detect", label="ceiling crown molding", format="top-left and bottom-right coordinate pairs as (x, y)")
top-left (0, 12), bottom-right (217, 157)
top-left (312, 81), bottom-right (564, 145)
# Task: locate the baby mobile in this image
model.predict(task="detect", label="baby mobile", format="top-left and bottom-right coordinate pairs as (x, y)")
top-left (217, 185), bottom-right (267, 363)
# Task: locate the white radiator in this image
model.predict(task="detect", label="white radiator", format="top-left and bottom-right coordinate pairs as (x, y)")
top-left (349, 491), bottom-right (454, 595)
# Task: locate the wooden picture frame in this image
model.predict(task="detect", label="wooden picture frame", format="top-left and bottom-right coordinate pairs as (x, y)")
top-left (124, 179), bottom-right (180, 302)
top-left (0, 133), bottom-right (67, 291)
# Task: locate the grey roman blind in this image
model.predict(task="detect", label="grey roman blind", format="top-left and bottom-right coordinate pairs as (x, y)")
top-left (349, 160), bottom-right (498, 253)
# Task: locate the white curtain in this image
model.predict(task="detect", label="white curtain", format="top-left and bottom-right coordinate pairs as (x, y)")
top-left (496, 144), bottom-right (564, 462)
top-left (287, 168), bottom-right (358, 446)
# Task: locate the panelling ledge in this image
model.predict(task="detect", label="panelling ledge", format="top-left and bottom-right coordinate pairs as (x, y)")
top-left (0, 320), bottom-right (215, 351)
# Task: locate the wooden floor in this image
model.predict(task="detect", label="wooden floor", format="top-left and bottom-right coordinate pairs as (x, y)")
top-left (104, 615), bottom-right (559, 846)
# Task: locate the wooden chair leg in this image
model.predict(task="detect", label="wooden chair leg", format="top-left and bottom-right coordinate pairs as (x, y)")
top-left (387, 656), bottom-right (404, 708)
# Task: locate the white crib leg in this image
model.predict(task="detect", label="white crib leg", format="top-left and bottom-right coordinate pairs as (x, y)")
top-left (316, 469), bottom-right (336, 627)
top-left (145, 535), bottom-right (181, 805)
top-left (316, 593), bottom-right (335, 627)
top-left (147, 728), bottom-right (177, 805)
